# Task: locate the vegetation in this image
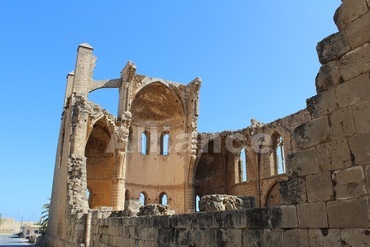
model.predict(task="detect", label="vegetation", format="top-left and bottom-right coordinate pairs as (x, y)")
top-left (40, 199), bottom-right (50, 235)
top-left (0, 213), bottom-right (2, 225)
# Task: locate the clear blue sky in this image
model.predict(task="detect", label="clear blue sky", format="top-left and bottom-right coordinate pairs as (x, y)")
top-left (0, 1), bottom-right (339, 222)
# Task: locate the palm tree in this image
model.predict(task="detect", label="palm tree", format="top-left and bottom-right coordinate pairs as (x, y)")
top-left (40, 199), bottom-right (50, 235)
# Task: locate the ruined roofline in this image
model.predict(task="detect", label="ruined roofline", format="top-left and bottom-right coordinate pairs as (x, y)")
top-left (199, 108), bottom-right (310, 138)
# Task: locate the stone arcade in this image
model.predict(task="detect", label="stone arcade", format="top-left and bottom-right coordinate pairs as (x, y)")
top-left (44, 1), bottom-right (370, 246)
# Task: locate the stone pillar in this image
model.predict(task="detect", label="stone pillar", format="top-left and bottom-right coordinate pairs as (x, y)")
top-left (64, 71), bottom-right (74, 107)
top-left (72, 43), bottom-right (95, 97)
top-left (111, 150), bottom-right (125, 210)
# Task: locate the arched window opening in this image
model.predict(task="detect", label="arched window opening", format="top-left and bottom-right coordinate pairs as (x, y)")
top-left (276, 136), bottom-right (285, 174)
top-left (240, 148), bottom-right (247, 182)
top-left (195, 195), bottom-right (201, 212)
top-left (86, 188), bottom-right (91, 207)
top-left (141, 131), bottom-right (149, 155)
top-left (125, 190), bottom-right (130, 201)
top-left (160, 133), bottom-right (170, 156)
top-left (139, 192), bottom-right (146, 206)
top-left (159, 193), bottom-right (168, 205)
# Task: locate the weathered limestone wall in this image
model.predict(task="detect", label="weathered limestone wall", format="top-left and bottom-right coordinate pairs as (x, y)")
top-left (86, 1), bottom-right (370, 246)
top-left (45, 0), bottom-right (370, 246)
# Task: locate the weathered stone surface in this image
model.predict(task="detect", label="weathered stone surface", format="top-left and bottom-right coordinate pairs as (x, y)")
top-left (263, 229), bottom-right (283, 247)
top-left (283, 229), bottom-right (309, 247)
top-left (306, 89), bottom-right (338, 118)
top-left (316, 32), bottom-right (350, 64)
top-left (199, 194), bottom-right (253, 212)
top-left (242, 229), bottom-right (263, 247)
top-left (345, 9), bottom-right (370, 49)
top-left (173, 228), bottom-right (193, 246)
top-left (340, 43), bottom-right (370, 81)
top-left (317, 139), bottom-right (352, 171)
top-left (205, 229), bottom-right (226, 247)
top-left (330, 108), bottom-right (356, 140)
top-left (349, 132), bottom-right (370, 165)
top-left (246, 208), bottom-right (269, 229)
top-left (286, 148), bottom-right (319, 176)
top-left (327, 198), bottom-right (369, 228)
top-left (268, 206), bottom-right (297, 229)
top-left (336, 72), bottom-right (370, 108)
top-left (341, 229), bottom-right (370, 246)
top-left (306, 172), bottom-right (334, 202)
top-left (297, 202), bottom-right (328, 228)
top-left (294, 117), bottom-right (330, 149)
top-left (279, 178), bottom-right (307, 205)
top-left (353, 100), bottom-right (370, 134)
top-left (193, 228), bottom-right (205, 246)
top-left (308, 229), bottom-right (341, 247)
top-left (123, 200), bottom-right (141, 216)
top-left (137, 204), bottom-right (173, 216)
top-left (332, 166), bottom-right (367, 199)
top-left (315, 60), bottom-right (342, 93)
top-left (334, 0), bottom-right (368, 31)
top-left (226, 229), bottom-right (242, 247)
top-left (366, 165), bottom-right (370, 192)
top-left (214, 210), bottom-right (247, 229)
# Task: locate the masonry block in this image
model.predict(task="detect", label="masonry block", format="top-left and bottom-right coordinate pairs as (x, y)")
top-left (332, 166), bottom-right (367, 199)
top-left (193, 228), bottom-right (205, 247)
top-left (245, 208), bottom-right (269, 229)
top-left (279, 178), bottom-right (307, 205)
top-left (330, 108), bottom-right (356, 140)
top-left (308, 229), bottom-right (341, 247)
top-left (317, 139), bottom-right (352, 171)
top-left (316, 32), bottom-right (350, 64)
top-left (171, 214), bottom-right (191, 228)
top-left (306, 89), bottom-right (338, 118)
top-left (268, 206), bottom-right (297, 229)
top-left (286, 148), bottom-right (319, 176)
top-left (173, 228), bottom-right (193, 246)
top-left (345, 11), bottom-right (370, 49)
top-left (205, 229), bottom-right (226, 247)
top-left (242, 229), bottom-right (263, 247)
top-left (294, 117), bottom-right (330, 149)
top-left (197, 212), bottom-right (215, 228)
top-left (306, 171), bottom-right (334, 202)
top-left (315, 60), bottom-right (342, 93)
top-left (366, 165), bottom-right (370, 192)
top-left (336, 72), bottom-right (370, 108)
top-left (157, 228), bottom-right (172, 244)
top-left (340, 43), bottom-right (370, 81)
top-left (353, 100), bottom-right (370, 134)
top-left (283, 229), bottom-right (309, 247)
top-left (263, 229), bottom-right (283, 247)
top-left (151, 215), bottom-right (170, 228)
top-left (214, 210), bottom-right (247, 229)
top-left (334, 0), bottom-right (368, 31)
top-left (341, 229), bottom-right (370, 246)
top-left (297, 202), bottom-right (328, 228)
top-left (327, 198), bottom-right (369, 228)
top-left (349, 132), bottom-right (370, 165)
top-left (226, 229), bottom-right (242, 247)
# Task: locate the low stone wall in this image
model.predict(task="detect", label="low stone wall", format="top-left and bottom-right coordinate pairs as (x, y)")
top-left (89, 205), bottom-right (369, 247)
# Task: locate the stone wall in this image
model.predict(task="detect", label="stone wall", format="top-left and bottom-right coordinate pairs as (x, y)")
top-left (44, 0), bottom-right (370, 246)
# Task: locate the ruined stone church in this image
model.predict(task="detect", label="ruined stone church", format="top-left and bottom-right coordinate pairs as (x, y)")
top-left (45, 0), bottom-right (370, 246)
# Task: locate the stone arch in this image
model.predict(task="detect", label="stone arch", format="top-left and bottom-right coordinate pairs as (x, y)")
top-left (264, 179), bottom-right (284, 207)
top-left (130, 81), bottom-right (185, 128)
top-left (85, 118), bottom-right (115, 209)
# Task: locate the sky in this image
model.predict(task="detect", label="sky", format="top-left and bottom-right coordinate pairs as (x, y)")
top-left (0, 1), bottom-right (340, 222)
